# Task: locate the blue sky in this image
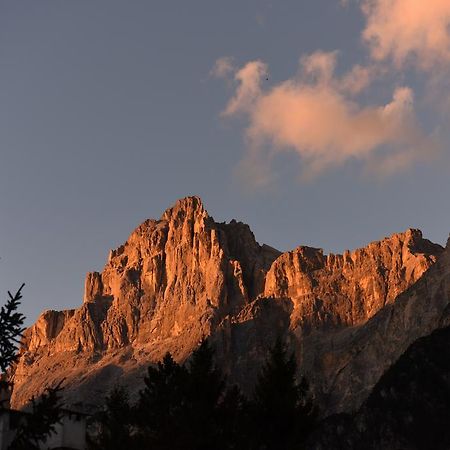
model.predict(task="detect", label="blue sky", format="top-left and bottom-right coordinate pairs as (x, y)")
top-left (1, 0), bottom-right (450, 325)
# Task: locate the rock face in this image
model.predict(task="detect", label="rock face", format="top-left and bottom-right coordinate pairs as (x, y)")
top-left (264, 230), bottom-right (441, 331)
top-left (11, 196), bottom-right (444, 415)
top-left (11, 197), bottom-right (280, 410)
top-left (302, 235), bottom-right (450, 414)
top-left (309, 325), bottom-right (450, 450)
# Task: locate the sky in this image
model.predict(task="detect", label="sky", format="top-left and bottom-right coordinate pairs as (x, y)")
top-left (1, 0), bottom-right (450, 325)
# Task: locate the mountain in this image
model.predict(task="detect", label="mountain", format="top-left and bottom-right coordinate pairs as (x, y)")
top-left (301, 231), bottom-right (450, 414)
top-left (309, 325), bottom-right (450, 450)
top-left (11, 196), bottom-right (444, 414)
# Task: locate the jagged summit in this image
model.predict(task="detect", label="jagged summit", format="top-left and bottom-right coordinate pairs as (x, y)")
top-left (10, 197), bottom-right (446, 417)
top-left (162, 195), bottom-right (206, 219)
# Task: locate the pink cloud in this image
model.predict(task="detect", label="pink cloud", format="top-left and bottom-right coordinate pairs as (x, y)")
top-left (362, 0), bottom-right (450, 69)
top-left (222, 60), bottom-right (267, 116)
top-left (210, 57), bottom-right (235, 79)
top-left (223, 53), bottom-right (436, 183)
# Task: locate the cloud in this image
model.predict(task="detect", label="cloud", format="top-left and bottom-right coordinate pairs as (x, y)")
top-left (210, 57), bottom-right (235, 79)
top-left (298, 51), bottom-right (375, 95)
top-left (300, 50), bottom-right (339, 84)
top-left (222, 60), bottom-right (268, 116)
top-left (339, 64), bottom-right (375, 94)
top-left (362, 0), bottom-right (450, 70)
top-left (223, 53), bottom-right (435, 183)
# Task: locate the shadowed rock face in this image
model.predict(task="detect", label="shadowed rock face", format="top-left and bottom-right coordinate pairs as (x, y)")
top-left (308, 325), bottom-right (450, 450)
top-left (302, 236), bottom-right (450, 415)
top-left (11, 196), bottom-right (444, 414)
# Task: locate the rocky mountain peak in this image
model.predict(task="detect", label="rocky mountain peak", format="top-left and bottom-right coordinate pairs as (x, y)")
top-left (161, 195), bottom-right (207, 222)
top-left (10, 197), bottom-right (445, 416)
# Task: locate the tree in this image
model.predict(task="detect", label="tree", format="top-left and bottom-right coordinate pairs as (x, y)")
top-left (0, 284), bottom-right (63, 449)
top-left (135, 339), bottom-right (244, 450)
top-left (183, 339), bottom-right (226, 449)
top-left (0, 284), bottom-right (26, 374)
top-left (88, 385), bottom-right (135, 450)
top-left (216, 383), bottom-right (251, 450)
top-left (135, 352), bottom-right (189, 450)
top-left (102, 338), bottom-right (315, 450)
top-left (9, 382), bottom-right (64, 450)
top-left (250, 338), bottom-right (316, 450)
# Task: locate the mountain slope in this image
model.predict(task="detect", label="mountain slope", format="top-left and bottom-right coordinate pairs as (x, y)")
top-left (301, 234), bottom-right (450, 414)
top-left (309, 325), bottom-right (450, 450)
top-left (11, 196), bottom-right (443, 414)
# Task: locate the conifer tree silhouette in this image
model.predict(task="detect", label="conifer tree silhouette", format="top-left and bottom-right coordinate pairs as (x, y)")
top-left (184, 339), bottom-right (226, 449)
top-left (251, 338), bottom-right (316, 450)
top-left (0, 284), bottom-right (25, 374)
top-left (135, 352), bottom-right (189, 450)
top-left (89, 385), bottom-right (135, 450)
top-left (135, 339), bottom-right (245, 450)
top-left (0, 284), bottom-right (63, 449)
top-left (217, 383), bottom-right (250, 450)
top-left (9, 382), bottom-right (64, 450)
top-left (97, 337), bottom-right (316, 450)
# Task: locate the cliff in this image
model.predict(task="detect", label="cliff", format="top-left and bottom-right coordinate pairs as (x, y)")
top-left (309, 325), bottom-right (450, 449)
top-left (301, 235), bottom-right (450, 414)
top-left (11, 196), bottom-right (444, 415)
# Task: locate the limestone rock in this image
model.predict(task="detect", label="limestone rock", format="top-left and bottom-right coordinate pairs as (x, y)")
top-left (304, 237), bottom-right (450, 414)
top-left (11, 196), bottom-right (280, 409)
top-left (10, 196), bottom-right (445, 417)
top-left (264, 229), bottom-right (442, 331)
top-left (308, 325), bottom-right (450, 449)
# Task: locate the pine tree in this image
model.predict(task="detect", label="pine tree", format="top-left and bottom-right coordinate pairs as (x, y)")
top-left (9, 382), bottom-right (64, 450)
top-left (135, 352), bottom-right (189, 450)
top-left (0, 284), bottom-right (25, 374)
top-left (0, 284), bottom-right (64, 449)
top-left (89, 385), bottom-right (135, 450)
top-left (216, 383), bottom-right (250, 450)
top-left (250, 338), bottom-right (316, 450)
top-left (135, 340), bottom-right (244, 450)
top-left (184, 339), bottom-right (226, 449)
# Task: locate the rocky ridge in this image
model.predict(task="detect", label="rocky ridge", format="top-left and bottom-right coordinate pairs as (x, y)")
top-left (301, 234), bottom-right (450, 414)
top-left (11, 197), bottom-right (444, 415)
